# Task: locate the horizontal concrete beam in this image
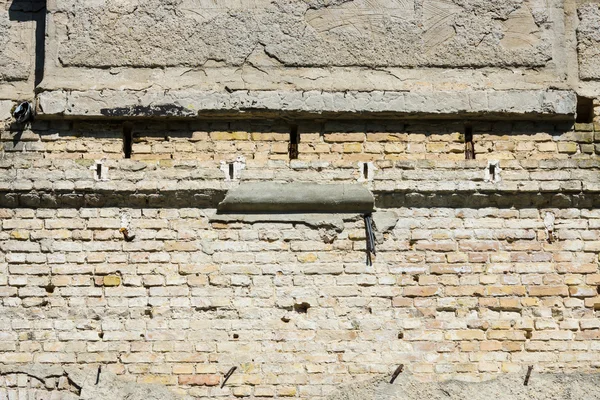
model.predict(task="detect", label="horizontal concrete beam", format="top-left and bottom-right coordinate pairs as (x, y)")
top-left (35, 90), bottom-right (577, 120)
top-left (217, 183), bottom-right (375, 213)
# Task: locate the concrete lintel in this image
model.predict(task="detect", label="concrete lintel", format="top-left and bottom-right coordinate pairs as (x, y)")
top-left (35, 89), bottom-right (577, 120)
top-left (217, 183), bottom-right (375, 214)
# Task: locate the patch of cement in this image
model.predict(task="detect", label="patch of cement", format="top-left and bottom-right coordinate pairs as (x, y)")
top-left (217, 182), bottom-right (374, 213)
top-left (35, 89), bottom-right (577, 119)
top-left (51, 0), bottom-right (553, 69)
top-left (0, 365), bottom-right (183, 400)
top-left (209, 211), bottom-right (348, 232)
top-left (577, 4), bottom-right (600, 80)
top-left (327, 374), bottom-right (600, 400)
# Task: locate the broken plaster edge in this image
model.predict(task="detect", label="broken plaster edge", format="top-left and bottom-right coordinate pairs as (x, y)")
top-left (35, 90), bottom-right (578, 119)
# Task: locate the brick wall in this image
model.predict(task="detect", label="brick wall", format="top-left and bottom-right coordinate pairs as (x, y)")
top-left (1, 114), bottom-right (600, 399)
top-left (2, 118), bottom-right (599, 165)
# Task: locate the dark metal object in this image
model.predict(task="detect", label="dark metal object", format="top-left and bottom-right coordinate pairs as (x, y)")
top-left (288, 125), bottom-right (299, 160)
top-left (221, 366), bottom-right (237, 388)
top-left (465, 126), bottom-right (475, 160)
top-left (390, 365), bottom-right (404, 384)
top-left (13, 102), bottom-right (33, 124)
top-left (119, 228), bottom-right (134, 242)
top-left (95, 365), bottom-right (101, 385)
top-left (364, 214), bottom-right (376, 266)
top-left (524, 365), bottom-right (533, 386)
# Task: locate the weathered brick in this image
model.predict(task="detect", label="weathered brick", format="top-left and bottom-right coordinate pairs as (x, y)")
top-left (178, 375), bottom-right (220, 386)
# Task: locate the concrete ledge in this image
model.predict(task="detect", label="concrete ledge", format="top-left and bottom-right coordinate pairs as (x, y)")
top-left (36, 90), bottom-right (577, 120)
top-left (217, 183), bottom-right (375, 213)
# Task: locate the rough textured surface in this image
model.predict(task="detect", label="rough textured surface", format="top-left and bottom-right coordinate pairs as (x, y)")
top-left (217, 183), bottom-right (375, 213)
top-left (35, 89), bottom-right (577, 119)
top-left (0, 0), bottom-right (35, 82)
top-left (577, 4), bottom-right (600, 81)
top-left (0, 365), bottom-right (183, 400)
top-left (51, 0), bottom-right (554, 68)
top-left (0, 1), bottom-right (599, 399)
top-left (1, 119), bottom-right (600, 399)
top-left (0, 0), bottom-right (43, 101)
top-left (328, 374), bottom-right (600, 400)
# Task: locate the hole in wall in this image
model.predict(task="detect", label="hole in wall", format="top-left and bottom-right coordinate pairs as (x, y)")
top-left (289, 125), bottom-right (299, 160)
top-left (44, 284), bottom-right (55, 294)
top-left (228, 163), bottom-right (234, 180)
top-left (597, 286), bottom-right (600, 295)
top-left (485, 160), bottom-right (501, 183)
top-left (98, 332), bottom-right (104, 339)
top-left (576, 96), bottom-right (594, 124)
top-left (363, 163), bottom-right (369, 180)
top-left (464, 125), bottom-right (475, 160)
top-left (489, 163), bottom-right (496, 180)
top-left (233, 333), bottom-right (239, 339)
top-left (398, 332), bottom-right (404, 339)
top-left (525, 331), bottom-right (533, 340)
top-left (123, 123), bottom-right (133, 159)
top-left (95, 162), bottom-right (103, 180)
top-left (293, 302), bottom-right (310, 313)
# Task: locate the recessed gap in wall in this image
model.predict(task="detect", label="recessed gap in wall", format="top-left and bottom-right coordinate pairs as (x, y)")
top-left (123, 123), bottom-right (133, 159)
top-left (485, 160), bottom-right (501, 183)
top-left (95, 162), bottom-right (103, 180)
top-left (293, 302), bottom-right (310, 313)
top-left (289, 125), bottom-right (299, 160)
top-left (489, 163), bottom-right (496, 180)
top-left (576, 96), bottom-right (594, 123)
top-left (228, 163), bottom-right (235, 180)
top-left (464, 125), bottom-right (475, 160)
top-left (363, 163), bottom-right (369, 180)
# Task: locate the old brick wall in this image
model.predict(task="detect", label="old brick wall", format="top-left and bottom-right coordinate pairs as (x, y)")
top-left (1, 112), bottom-right (600, 398)
top-left (1, 0), bottom-right (600, 397)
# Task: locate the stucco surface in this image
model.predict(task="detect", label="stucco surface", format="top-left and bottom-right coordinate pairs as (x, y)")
top-left (577, 3), bottom-right (600, 80)
top-left (51, 0), bottom-right (555, 68)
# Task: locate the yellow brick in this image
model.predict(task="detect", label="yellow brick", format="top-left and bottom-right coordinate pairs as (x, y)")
top-left (251, 133), bottom-right (288, 141)
top-left (10, 230), bottom-right (29, 240)
top-left (173, 364), bottom-right (195, 374)
top-left (324, 133), bottom-right (365, 142)
top-left (426, 142), bottom-right (446, 153)
top-left (343, 143), bottom-right (363, 153)
top-left (138, 375), bottom-right (177, 385)
top-left (233, 387), bottom-right (252, 397)
top-left (528, 285), bottom-right (568, 297)
top-left (210, 131), bottom-right (249, 141)
top-left (557, 142), bottom-right (578, 154)
top-left (254, 386), bottom-right (275, 397)
top-left (103, 275), bottom-right (121, 287)
top-left (277, 387), bottom-right (297, 397)
top-left (297, 253), bottom-right (318, 263)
